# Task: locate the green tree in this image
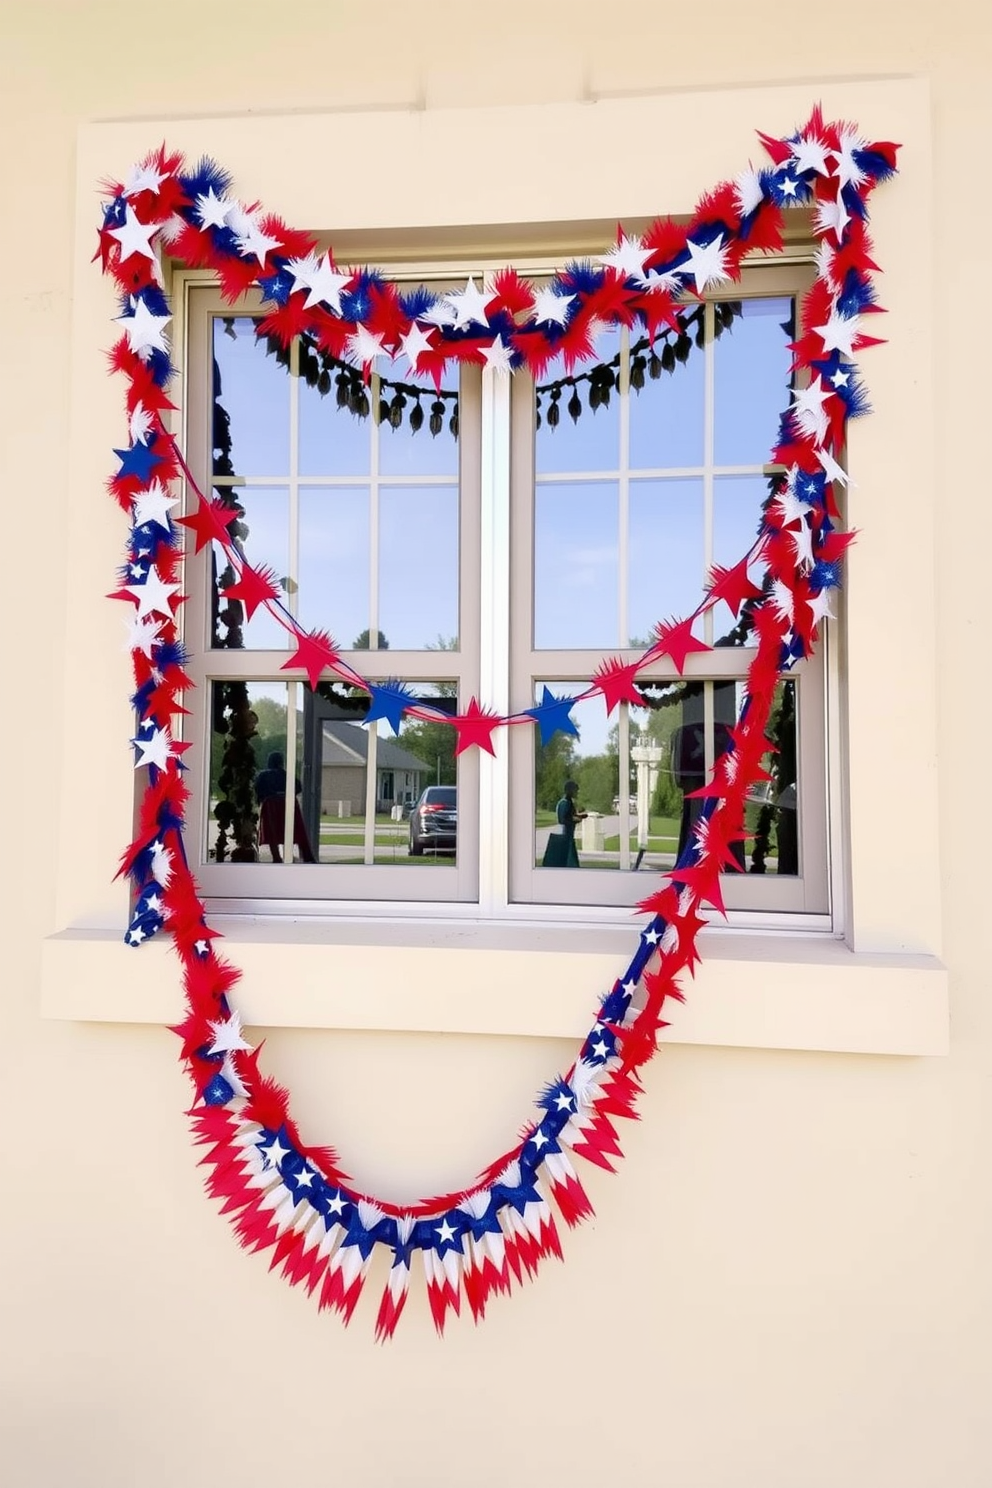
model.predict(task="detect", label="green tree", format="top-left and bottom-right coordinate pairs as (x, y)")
top-left (534, 731), bottom-right (578, 811)
top-left (352, 628), bottom-right (389, 650)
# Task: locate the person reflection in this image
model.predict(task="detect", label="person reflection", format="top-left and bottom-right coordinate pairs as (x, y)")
top-left (542, 779), bottom-right (587, 867)
top-left (255, 751), bottom-right (317, 864)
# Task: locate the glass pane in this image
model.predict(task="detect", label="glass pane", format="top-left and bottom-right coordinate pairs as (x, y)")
top-left (628, 478), bottom-right (705, 645)
top-left (207, 681), bottom-right (310, 864)
top-left (743, 679), bottom-right (799, 878)
top-left (297, 346), bottom-right (373, 478)
top-left (207, 681), bottom-right (462, 868)
top-left (211, 486), bottom-right (290, 651)
top-left (535, 327), bottom-right (622, 475)
top-left (211, 317), bottom-right (290, 478)
top-left (534, 481), bottom-right (619, 649)
top-left (713, 297), bottom-right (794, 467)
top-left (533, 689), bottom-right (620, 871)
top-left (297, 486), bottom-right (370, 645)
top-left (308, 682), bottom-right (459, 866)
top-left (379, 485), bottom-right (459, 649)
top-left (378, 362), bottom-right (459, 478)
top-left (711, 473), bottom-right (768, 632)
top-left (628, 336), bottom-right (705, 470)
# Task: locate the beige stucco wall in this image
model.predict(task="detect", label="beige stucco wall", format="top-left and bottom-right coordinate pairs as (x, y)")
top-left (1, 4), bottom-right (990, 1486)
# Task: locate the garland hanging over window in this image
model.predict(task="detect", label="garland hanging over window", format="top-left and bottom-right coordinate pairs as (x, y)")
top-left (98, 106), bottom-right (896, 1336)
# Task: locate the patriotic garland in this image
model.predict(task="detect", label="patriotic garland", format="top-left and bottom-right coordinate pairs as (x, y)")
top-left (99, 107), bottom-right (896, 1336)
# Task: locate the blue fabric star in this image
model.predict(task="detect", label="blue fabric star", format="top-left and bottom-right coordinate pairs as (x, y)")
top-left (365, 682), bottom-right (415, 735)
top-left (114, 436), bottom-right (162, 485)
top-left (524, 686), bottom-right (579, 745)
top-left (203, 1073), bottom-right (235, 1106)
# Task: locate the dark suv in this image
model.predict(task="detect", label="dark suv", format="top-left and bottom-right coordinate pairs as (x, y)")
top-left (409, 785), bottom-right (457, 855)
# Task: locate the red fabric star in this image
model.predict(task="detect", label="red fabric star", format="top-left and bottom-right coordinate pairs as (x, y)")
top-left (222, 563), bottom-right (280, 619)
top-left (176, 498), bottom-right (239, 553)
top-left (452, 697), bottom-right (501, 756)
top-left (592, 658), bottom-right (643, 715)
top-left (706, 557), bottom-right (763, 618)
top-left (651, 617), bottom-right (711, 674)
top-left (280, 629), bottom-right (339, 690)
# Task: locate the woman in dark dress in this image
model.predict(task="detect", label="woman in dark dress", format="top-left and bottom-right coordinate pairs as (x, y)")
top-left (542, 779), bottom-right (586, 867)
top-left (255, 751), bottom-right (317, 863)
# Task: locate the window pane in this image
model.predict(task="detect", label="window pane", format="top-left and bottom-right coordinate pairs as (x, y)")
top-left (628, 338), bottom-right (705, 470)
top-left (713, 297), bottom-right (794, 467)
top-left (628, 478), bottom-right (705, 644)
top-left (297, 347), bottom-right (373, 478)
top-left (211, 317), bottom-right (290, 477)
top-left (207, 681), bottom-right (461, 868)
top-left (379, 485), bottom-right (459, 649)
top-left (533, 689), bottom-right (619, 871)
top-left (297, 486), bottom-right (370, 644)
top-left (211, 486), bottom-right (290, 650)
top-left (535, 328), bottom-right (622, 475)
top-left (534, 481), bottom-right (619, 649)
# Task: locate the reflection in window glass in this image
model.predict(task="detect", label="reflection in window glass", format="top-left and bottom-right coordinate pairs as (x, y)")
top-left (534, 482), bottom-right (619, 649)
top-left (532, 678), bottom-right (800, 880)
top-left (212, 317), bottom-right (290, 477)
top-left (208, 680), bottom-right (460, 867)
top-left (378, 362), bottom-right (459, 479)
top-left (628, 479), bottom-right (705, 642)
top-left (211, 487), bottom-right (290, 651)
top-left (297, 351), bottom-right (372, 478)
top-left (713, 297), bottom-right (794, 467)
top-left (627, 343), bottom-right (705, 470)
top-left (535, 328), bottom-right (622, 476)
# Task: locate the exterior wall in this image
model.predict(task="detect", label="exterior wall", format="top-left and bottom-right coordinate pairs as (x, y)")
top-left (321, 765), bottom-right (365, 817)
top-left (1, 6), bottom-right (990, 1488)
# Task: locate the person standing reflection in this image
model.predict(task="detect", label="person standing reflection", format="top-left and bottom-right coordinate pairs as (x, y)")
top-left (255, 751), bottom-right (317, 863)
top-left (542, 779), bottom-right (587, 867)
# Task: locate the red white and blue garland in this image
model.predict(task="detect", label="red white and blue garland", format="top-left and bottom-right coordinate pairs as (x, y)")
top-left (99, 107), bottom-right (896, 1337)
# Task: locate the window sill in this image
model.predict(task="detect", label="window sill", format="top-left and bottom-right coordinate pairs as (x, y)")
top-left (40, 919), bottom-right (949, 1056)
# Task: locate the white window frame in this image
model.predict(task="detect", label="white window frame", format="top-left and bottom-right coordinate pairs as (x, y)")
top-left (42, 82), bottom-right (949, 1056)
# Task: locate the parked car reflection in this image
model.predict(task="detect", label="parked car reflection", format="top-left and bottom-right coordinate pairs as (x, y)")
top-left (408, 785), bottom-right (457, 856)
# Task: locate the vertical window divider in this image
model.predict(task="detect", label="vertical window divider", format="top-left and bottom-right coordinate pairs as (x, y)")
top-left (703, 300), bottom-right (716, 648)
top-left (618, 326), bottom-right (631, 647)
top-left (364, 369), bottom-right (382, 866)
top-left (618, 703), bottom-right (632, 871)
top-left (478, 358), bottom-right (511, 915)
top-left (282, 338), bottom-right (302, 864)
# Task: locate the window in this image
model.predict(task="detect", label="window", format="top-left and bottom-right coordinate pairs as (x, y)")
top-left (180, 258), bottom-right (829, 924)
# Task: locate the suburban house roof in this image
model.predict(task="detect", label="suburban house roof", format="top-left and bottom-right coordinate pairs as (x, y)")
top-left (320, 720), bottom-right (427, 773)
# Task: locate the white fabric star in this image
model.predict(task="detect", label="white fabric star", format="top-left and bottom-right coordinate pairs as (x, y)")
top-left (194, 187), bottom-right (234, 230)
top-left (531, 284), bottom-right (575, 327)
top-left (481, 333), bottom-right (514, 374)
top-left (109, 206), bottom-right (159, 264)
top-left (117, 296), bottom-right (171, 359)
top-left (435, 1218), bottom-right (456, 1245)
top-left (129, 403), bottom-right (155, 445)
top-left (814, 310), bottom-right (862, 360)
top-left (770, 579), bottom-right (795, 623)
top-left (600, 233), bottom-right (652, 284)
top-left (229, 207), bottom-right (280, 265)
top-left (734, 167), bottom-right (766, 218)
top-left (149, 841), bottom-right (172, 887)
top-left (219, 1054), bottom-right (250, 1100)
top-left (815, 193), bottom-right (850, 246)
top-left (789, 520), bottom-right (815, 571)
top-left (791, 134), bottom-right (831, 176)
top-left (125, 565), bottom-right (180, 620)
top-left (553, 1091), bottom-right (574, 1112)
top-left (778, 175), bottom-right (800, 199)
top-left (817, 446), bottom-right (851, 488)
top-left (132, 725), bottom-right (175, 771)
top-left (294, 1165), bottom-right (314, 1188)
top-left (124, 162), bottom-right (167, 197)
top-left (124, 615), bottom-right (164, 658)
top-left (399, 320), bottom-right (436, 372)
top-left (346, 323), bottom-right (387, 369)
top-left (132, 481), bottom-right (179, 531)
top-left (126, 926), bottom-right (147, 946)
top-left (830, 128), bottom-right (869, 190)
top-left (444, 277), bottom-right (491, 330)
top-left (208, 1010), bottom-right (253, 1057)
top-left (260, 1136), bottom-right (289, 1170)
top-left (790, 376), bottom-right (834, 442)
top-left (773, 485), bottom-right (815, 528)
top-left (679, 234), bottom-right (731, 292)
top-left (807, 589), bottom-right (837, 626)
top-left (814, 239), bottom-right (837, 288)
top-left (285, 251), bottom-right (353, 313)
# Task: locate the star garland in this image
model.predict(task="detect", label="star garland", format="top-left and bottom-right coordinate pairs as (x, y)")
top-left (101, 107), bottom-right (896, 1335)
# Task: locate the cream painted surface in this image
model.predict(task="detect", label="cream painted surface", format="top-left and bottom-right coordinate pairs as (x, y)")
top-left (2, 4), bottom-right (990, 1487)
